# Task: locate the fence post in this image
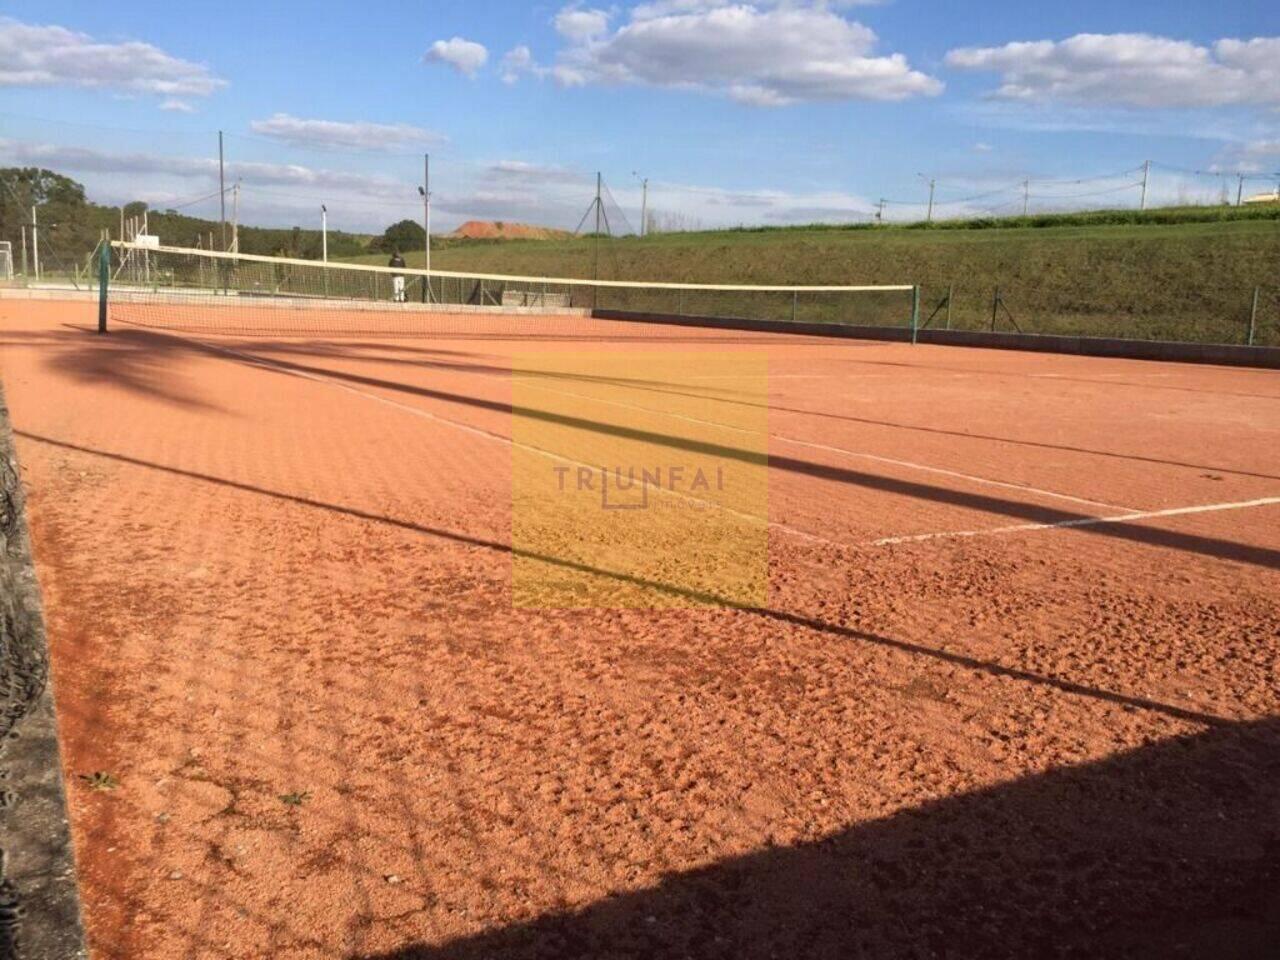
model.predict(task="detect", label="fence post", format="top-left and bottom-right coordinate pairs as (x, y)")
top-left (97, 241), bottom-right (109, 334)
top-left (946, 283), bottom-right (953, 330)
top-left (991, 287), bottom-right (999, 331)
top-left (791, 290), bottom-right (797, 324)
top-left (1248, 286), bottom-right (1259, 346)
top-left (910, 285), bottom-right (920, 345)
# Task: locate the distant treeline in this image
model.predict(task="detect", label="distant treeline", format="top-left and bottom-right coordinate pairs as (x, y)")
top-left (0, 167), bottom-right (373, 268)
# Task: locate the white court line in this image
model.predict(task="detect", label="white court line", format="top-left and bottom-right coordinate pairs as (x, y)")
top-left (870, 497), bottom-right (1280, 546)
top-left (153, 329), bottom-right (841, 549)
top-left (515, 381), bottom-right (1133, 512)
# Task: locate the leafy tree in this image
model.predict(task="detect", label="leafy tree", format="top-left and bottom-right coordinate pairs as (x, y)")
top-left (374, 219), bottom-right (425, 254)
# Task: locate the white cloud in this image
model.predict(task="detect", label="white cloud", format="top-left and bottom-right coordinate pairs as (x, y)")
top-left (972, 142), bottom-right (994, 153)
top-left (424, 37), bottom-right (489, 77)
top-left (1209, 139), bottom-right (1280, 174)
top-left (507, 2), bottom-right (940, 105)
top-left (0, 17), bottom-right (225, 99)
top-left (159, 98), bottom-right (195, 113)
top-left (501, 45), bottom-right (535, 84)
top-left (555, 6), bottom-right (611, 41)
top-left (249, 113), bottom-right (442, 151)
top-left (946, 34), bottom-right (1280, 109)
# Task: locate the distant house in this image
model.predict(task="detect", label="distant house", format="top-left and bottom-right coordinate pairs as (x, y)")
top-left (1243, 191), bottom-right (1280, 205)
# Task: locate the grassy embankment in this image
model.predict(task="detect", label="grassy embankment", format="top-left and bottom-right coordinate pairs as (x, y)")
top-left (353, 212), bottom-right (1280, 346)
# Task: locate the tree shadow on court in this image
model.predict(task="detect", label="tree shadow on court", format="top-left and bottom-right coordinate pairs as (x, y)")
top-left (2, 326), bottom-right (228, 412)
top-left (352, 716), bottom-right (1280, 960)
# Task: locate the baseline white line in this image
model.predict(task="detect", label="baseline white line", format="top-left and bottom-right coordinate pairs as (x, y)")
top-left (516, 381), bottom-right (1133, 512)
top-left (870, 497), bottom-right (1280, 547)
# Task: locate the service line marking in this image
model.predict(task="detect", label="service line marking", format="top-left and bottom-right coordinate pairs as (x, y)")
top-left (870, 497), bottom-right (1280, 546)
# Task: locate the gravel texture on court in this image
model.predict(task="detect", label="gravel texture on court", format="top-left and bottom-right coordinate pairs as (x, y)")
top-left (1, 300), bottom-right (1278, 959)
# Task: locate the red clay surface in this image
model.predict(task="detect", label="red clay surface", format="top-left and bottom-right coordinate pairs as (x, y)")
top-left (1, 299), bottom-right (1278, 959)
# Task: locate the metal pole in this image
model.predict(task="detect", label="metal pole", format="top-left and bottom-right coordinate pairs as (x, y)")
top-left (945, 283), bottom-right (953, 330)
top-left (1236, 174), bottom-right (1244, 207)
top-left (430, 154), bottom-right (435, 299)
top-left (910, 285), bottom-right (920, 345)
top-left (31, 205), bottom-right (38, 281)
top-left (19, 224), bottom-right (27, 277)
top-left (98, 242), bottom-right (109, 334)
top-left (218, 131), bottom-right (227, 251)
top-left (1248, 286), bottom-right (1259, 346)
top-left (1140, 160), bottom-right (1150, 211)
top-left (639, 177), bottom-right (648, 237)
top-left (321, 205), bottom-right (328, 262)
top-left (991, 287), bottom-right (999, 331)
top-left (927, 179), bottom-right (935, 223)
top-left (1022, 180), bottom-right (1029, 217)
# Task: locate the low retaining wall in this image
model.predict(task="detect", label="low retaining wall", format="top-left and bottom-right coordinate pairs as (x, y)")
top-left (0, 383), bottom-right (88, 960)
top-left (593, 309), bottom-right (1280, 369)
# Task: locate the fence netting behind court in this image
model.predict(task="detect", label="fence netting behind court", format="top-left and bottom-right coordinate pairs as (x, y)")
top-left (102, 242), bottom-right (917, 339)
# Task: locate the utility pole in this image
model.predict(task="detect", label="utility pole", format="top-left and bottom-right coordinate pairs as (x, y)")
top-left (593, 171), bottom-right (602, 282)
top-left (921, 175), bottom-right (936, 223)
top-left (1236, 173), bottom-right (1245, 207)
top-left (218, 131), bottom-right (227, 251)
top-left (1022, 179), bottom-right (1030, 216)
top-left (1139, 160), bottom-right (1151, 211)
top-left (31, 205), bottom-right (39, 281)
top-left (321, 205), bottom-right (328, 262)
top-left (634, 172), bottom-right (649, 237)
top-left (875, 198), bottom-right (885, 225)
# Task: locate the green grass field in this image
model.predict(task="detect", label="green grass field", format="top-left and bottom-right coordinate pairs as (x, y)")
top-left (353, 216), bottom-right (1280, 346)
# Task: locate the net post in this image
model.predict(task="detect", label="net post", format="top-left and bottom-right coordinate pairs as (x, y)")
top-left (97, 241), bottom-right (110, 334)
top-left (945, 284), bottom-right (953, 330)
top-left (910, 285), bottom-right (920, 345)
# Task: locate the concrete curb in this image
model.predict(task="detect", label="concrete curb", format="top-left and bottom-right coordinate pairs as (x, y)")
top-left (0, 381), bottom-right (89, 960)
top-left (593, 310), bottom-right (1280, 369)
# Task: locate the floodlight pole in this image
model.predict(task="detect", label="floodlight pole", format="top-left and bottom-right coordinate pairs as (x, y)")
top-left (1022, 179), bottom-right (1030, 217)
top-left (1236, 174), bottom-right (1245, 207)
top-left (321, 205), bottom-right (328, 262)
top-left (1140, 160), bottom-right (1150, 211)
top-left (31, 205), bottom-right (39, 282)
top-left (422, 154), bottom-right (432, 301)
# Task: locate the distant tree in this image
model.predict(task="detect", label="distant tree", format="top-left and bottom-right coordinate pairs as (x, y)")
top-left (0, 167), bottom-right (97, 261)
top-left (374, 219), bottom-right (425, 253)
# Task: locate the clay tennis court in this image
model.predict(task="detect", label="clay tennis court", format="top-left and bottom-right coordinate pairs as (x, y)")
top-left (2, 296), bottom-right (1278, 958)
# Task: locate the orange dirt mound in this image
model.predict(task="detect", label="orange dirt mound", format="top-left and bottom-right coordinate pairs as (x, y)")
top-left (449, 220), bottom-right (571, 240)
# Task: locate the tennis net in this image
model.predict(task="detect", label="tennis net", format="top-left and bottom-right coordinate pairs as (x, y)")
top-left (103, 241), bottom-right (918, 339)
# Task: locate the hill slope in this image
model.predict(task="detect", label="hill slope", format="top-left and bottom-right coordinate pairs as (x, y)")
top-left (354, 218), bottom-right (1279, 346)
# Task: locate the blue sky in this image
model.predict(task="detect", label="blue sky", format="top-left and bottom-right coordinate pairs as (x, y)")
top-left (1, 1), bottom-right (1277, 233)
